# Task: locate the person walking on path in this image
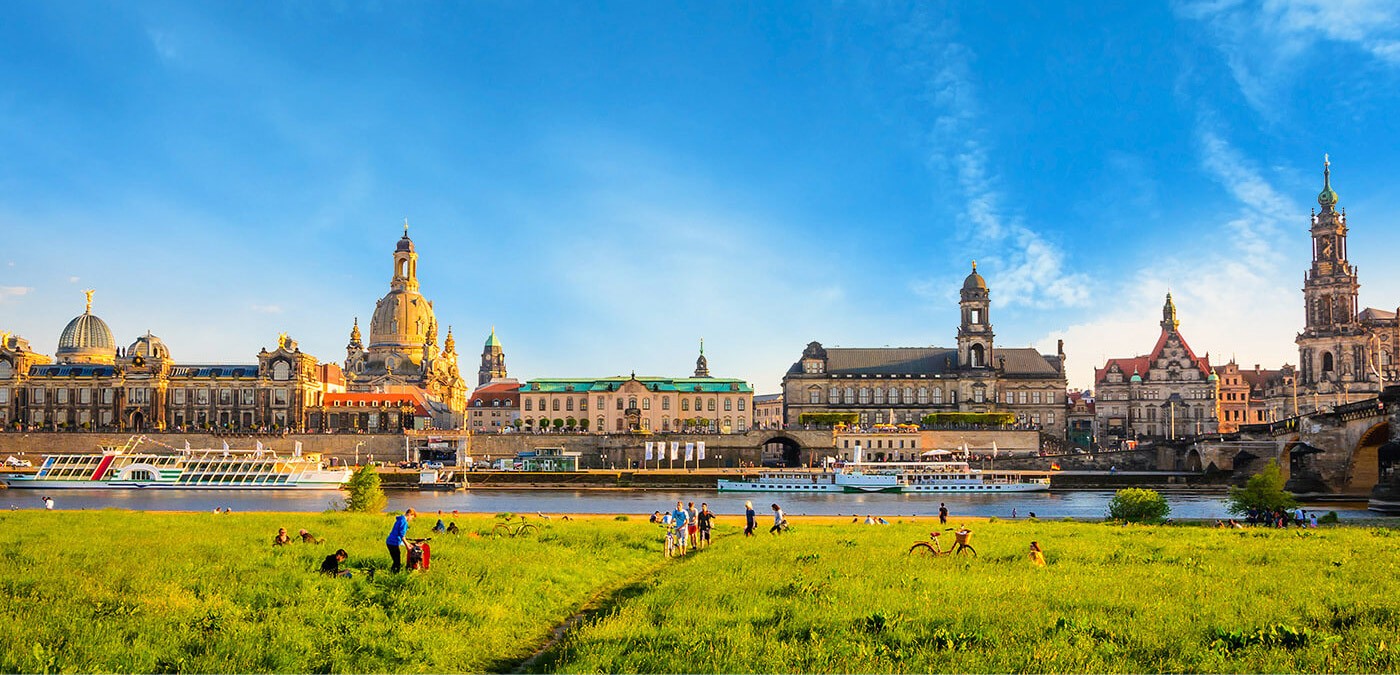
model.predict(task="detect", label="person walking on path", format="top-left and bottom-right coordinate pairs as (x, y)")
top-left (697, 503), bottom-right (714, 548)
top-left (938, 503), bottom-right (948, 525)
top-left (770, 503), bottom-right (787, 535)
top-left (687, 501), bottom-right (699, 549)
top-left (385, 508), bottom-right (416, 573)
top-left (744, 501), bottom-right (756, 537)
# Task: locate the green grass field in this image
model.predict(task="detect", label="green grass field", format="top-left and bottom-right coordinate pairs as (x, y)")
top-left (2, 511), bottom-right (1398, 673)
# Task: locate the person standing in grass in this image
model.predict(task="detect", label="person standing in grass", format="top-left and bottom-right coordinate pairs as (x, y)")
top-left (744, 501), bottom-right (756, 537)
top-left (938, 502), bottom-right (948, 525)
top-left (1029, 541), bottom-right (1046, 567)
top-left (697, 503), bottom-right (714, 548)
top-left (386, 508), bottom-right (416, 573)
top-left (687, 501), bottom-right (699, 549)
top-left (670, 501), bottom-right (689, 555)
top-left (770, 503), bottom-right (786, 534)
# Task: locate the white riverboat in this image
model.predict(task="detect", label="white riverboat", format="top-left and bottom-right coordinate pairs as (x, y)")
top-left (717, 461), bottom-right (1050, 494)
top-left (2, 436), bottom-right (351, 490)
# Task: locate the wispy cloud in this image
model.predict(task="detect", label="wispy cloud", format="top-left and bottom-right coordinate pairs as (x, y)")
top-left (1043, 127), bottom-right (1304, 388)
top-left (68, 276), bottom-right (80, 283)
top-left (147, 28), bottom-right (180, 62)
top-left (902, 22), bottom-right (1090, 308)
top-left (1178, 0), bottom-right (1400, 116)
top-left (0, 286), bottom-right (33, 304)
top-left (250, 304), bottom-right (283, 314)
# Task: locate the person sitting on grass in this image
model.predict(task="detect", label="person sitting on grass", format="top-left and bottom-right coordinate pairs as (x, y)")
top-left (321, 549), bottom-right (352, 578)
top-left (298, 529), bottom-right (323, 544)
top-left (273, 528), bottom-right (292, 547)
top-left (446, 522), bottom-right (460, 535)
top-left (432, 519), bottom-right (447, 534)
top-left (1029, 541), bottom-right (1046, 567)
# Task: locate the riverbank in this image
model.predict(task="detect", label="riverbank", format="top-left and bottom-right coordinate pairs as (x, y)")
top-left (2, 511), bottom-right (1397, 673)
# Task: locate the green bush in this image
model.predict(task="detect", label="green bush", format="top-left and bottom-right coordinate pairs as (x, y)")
top-left (1107, 488), bottom-right (1170, 523)
top-left (798, 412), bottom-right (860, 426)
top-left (1319, 511), bottom-right (1340, 524)
top-left (921, 412), bottom-right (1017, 427)
top-left (1226, 461), bottom-right (1297, 515)
top-left (342, 464), bottom-right (386, 513)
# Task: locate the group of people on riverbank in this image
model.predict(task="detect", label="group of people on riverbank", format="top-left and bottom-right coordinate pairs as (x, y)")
top-left (1243, 507), bottom-right (1322, 528)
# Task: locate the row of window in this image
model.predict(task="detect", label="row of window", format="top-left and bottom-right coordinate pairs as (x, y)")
top-left (809, 386), bottom-right (1059, 406)
top-left (524, 396), bottom-right (747, 413)
top-left (521, 416), bottom-right (749, 433)
top-left (8, 387), bottom-right (292, 406)
top-left (840, 439), bottom-right (919, 449)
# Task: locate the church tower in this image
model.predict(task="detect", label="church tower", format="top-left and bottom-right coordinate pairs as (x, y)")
top-left (1297, 156), bottom-right (1370, 392)
top-left (957, 261), bottom-right (994, 369)
top-left (479, 327), bottom-right (507, 386)
top-left (694, 339), bottom-right (710, 378)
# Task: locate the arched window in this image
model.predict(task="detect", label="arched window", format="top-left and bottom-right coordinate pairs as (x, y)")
top-left (917, 387), bottom-right (929, 404)
top-left (724, 398), bottom-right (732, 411)
top-left (597, 416), bottom-right (605, 430)
top-left (628, 397), bottom-right (637, 409)
top-left (970, 344), bottom-right (985, 368)
top-left (694, 397), bottom-right (702, 410)
top-left (662, 416), bottom-right (670, 431)
top-left (272, 361), bottom-right (291, 381)
top-left (553, 399), bottom-right (561, 411)
top-left (889, 387), bottom-right (900, 404)
top-left (737, 417), bottom-right (746, 432)
top-left (642, 398), bottom-right (650, 410)
top-left (616, 398), bottom-right (624, 410)
top-left (662, 397), bottom-right (670, 410)
top-left (858, 388), bottom-right (871, 404)
top-left (829, 388), bottom-right (840, 404)
top-left (903, 387), bottom-right (913, 404)
top-left (809, 387), bottom-right (822, 404)
top-left (565, 398), bottom-right (574, 411)
top-left (682, 398), bottom-right (691, 411)
top-left (931, 388), bottom-right (943, 404)
top-left (707, 399), bottom-right (715, 411)
top-left (844, 387), bottom-right (855, 404)
top-left (873, 387), bottom-right (885, 404)
top-left (1322, 351), bottom-right (1335, 374)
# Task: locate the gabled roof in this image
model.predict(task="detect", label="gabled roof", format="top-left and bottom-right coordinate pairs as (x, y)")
top-left (753, 393), bottom-right (783, 404)
top-left (788, 345), bottom-right (1062, 378)
top-left (1359, 307), bottom-right (1397, 322)
top-left (469, 381), bottom-right (520, 406)
top-left (1095, 327), bottom-right (1211, 384)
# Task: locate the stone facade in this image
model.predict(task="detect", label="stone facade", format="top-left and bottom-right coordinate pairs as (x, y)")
top-left (1094, 294), bottom-right (1220, 441)
top-left (753, 393), bottom-right (783, 430)
top-left (781, 263), bottom-right (1068, 438)
top-left (519, 353), bottom-right (754, 434)
top-left (466, 380), bottom-right (521, 433)
top-left (0, 293), bottom-right (324, 432)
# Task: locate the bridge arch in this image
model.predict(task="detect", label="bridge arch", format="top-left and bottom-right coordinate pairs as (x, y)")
top-left (1347, 421), bottom-right (1390, 494)
top-left (1184, 448), bottom-right (1204, 472)
top-left (758, 435), bottom-right (804, 467)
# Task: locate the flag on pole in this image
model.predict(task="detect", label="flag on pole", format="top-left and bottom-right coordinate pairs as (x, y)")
top-left (645, 442), bottom-right (654, 461)
top-left (697, 442), bottom-right (706, 461)
top-left (670, 442), bottom-right (679, 461)
top-left (222, 440), bottom-right (229, 451)
top-left (685, 443), bottom-right (695, 461)
top-left (992, 441), bottom-right (998, 459)
top-left (294, 441), bottom-right (303, 455)
top-left (184, 440), bottom-right (191, 451)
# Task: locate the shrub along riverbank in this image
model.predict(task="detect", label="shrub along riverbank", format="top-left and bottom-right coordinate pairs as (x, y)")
top-left (2, 511), bottom-right (1398, 673)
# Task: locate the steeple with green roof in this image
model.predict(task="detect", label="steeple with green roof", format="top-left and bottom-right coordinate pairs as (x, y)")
top-left (479, 326), bottom-right (507, 386)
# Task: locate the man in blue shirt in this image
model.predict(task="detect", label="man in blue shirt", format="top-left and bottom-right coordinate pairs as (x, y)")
top-left (670, 501), bottom-right (688, 555)
top-left (386, 508), bottom-right (417, 573)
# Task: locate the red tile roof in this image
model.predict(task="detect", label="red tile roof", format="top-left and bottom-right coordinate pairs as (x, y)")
top-left (1094, 328), bottom-right (1212, 384)
top-left (324, 392), bottom-right (429, 414)
top-left (469, 381), bottom-right (520, 407)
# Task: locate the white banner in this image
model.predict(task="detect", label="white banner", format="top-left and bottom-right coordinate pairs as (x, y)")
top-left (685, 443), bottom-right (695, 461)
top-left (222, 440), bottom-right (229, 451)
top-left (670, 442), bottom-right (679, 461)
top-left (697, 442), bottom-right (706, 460)
top-left (992, 441), bottom-right (998, 459)
top-left (294, 441), bottom-right (303, 455)
top-left (645, 442), bottom-right (654, 461)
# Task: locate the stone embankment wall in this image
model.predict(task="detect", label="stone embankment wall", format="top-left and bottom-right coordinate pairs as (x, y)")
top-left (0, 432), bottom-right (411, 465)
top-left (987, 448), bottom-right (1159, 472)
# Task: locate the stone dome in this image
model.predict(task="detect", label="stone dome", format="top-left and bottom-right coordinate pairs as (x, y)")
top-left (127, 332), bottom-right (171, 361)
top-left (962, 261), bottom-right (987, 291)
top-left (57, 293), bottom-right (116, 364)
top-left (370, 288), bottom-right (436, 351)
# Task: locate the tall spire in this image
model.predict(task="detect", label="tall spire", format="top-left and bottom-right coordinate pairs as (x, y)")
top-left (1318, 153), bottom-right (1339, 210)
top-left (444, 325), bottom-right (456, 355)
top-left (694, 338), bottom-right (711, 378)
top-left (1161, 292), bottom-right (1179, 331)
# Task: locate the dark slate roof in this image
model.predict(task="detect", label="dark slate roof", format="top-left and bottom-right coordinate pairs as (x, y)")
top-left (788, 346), bottom-right (1061, 378)
top-left (168, 365), bottom-right (260, 378)
top-left (29, 364), bottom-right (117, 377)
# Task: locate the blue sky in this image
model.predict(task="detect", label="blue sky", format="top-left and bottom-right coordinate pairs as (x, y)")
top-left (4, 1), bottom-right (1400, 393)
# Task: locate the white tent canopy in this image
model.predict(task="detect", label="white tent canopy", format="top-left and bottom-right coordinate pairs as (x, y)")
top-left (921, 449), bottom-right (953, 457)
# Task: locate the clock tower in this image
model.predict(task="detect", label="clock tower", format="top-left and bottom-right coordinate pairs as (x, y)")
top-left (1297, 156), bottom-right (1370, 396)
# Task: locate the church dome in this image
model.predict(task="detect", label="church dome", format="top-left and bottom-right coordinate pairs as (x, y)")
top-left (396, 231), bottom-right (415, 252)
top-left (1318, 156), bottom-right (1339, 209)
top-left (127, 332), bottom-right (170, 361)
top-left (57, 292), bottom-right (116, 364)
top-left (962, 261), bottom-right (987, 291)
top-left (369, 288), bottom-right (436, 351)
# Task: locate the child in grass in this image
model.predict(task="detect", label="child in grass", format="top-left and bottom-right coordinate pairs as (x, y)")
top-left (1029, 541), bottom-right (1046, 567)
top-left (273, 528), bottom-right (292, 547)
top-left (744, 501), bottom-right (756, 537)
top-left (386, 508), bottom-right (417, 573)
top-left (321, 549), bottom-right (352, 578)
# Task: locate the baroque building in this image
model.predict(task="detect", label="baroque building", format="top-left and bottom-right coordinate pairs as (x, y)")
top-left (1285, 158), bottom-right (1399, 412)
top-left (519, 345), bottom-right (753, 434)
top-left (343, 227), bottom-right (468, 414)
top-left (0, 292), bottom-right (324, 431)
top-left (1094, 294), bottom-right (1219, 441)
top-left (781, 264), bottom-right (1068, 438)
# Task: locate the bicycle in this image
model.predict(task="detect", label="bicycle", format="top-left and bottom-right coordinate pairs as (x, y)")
top-left (908, 529), bottom-right (959, 557)
top-left (663, 525), bottom-right (682, 558)
top-left (492, 521), bottom-right (541, 538)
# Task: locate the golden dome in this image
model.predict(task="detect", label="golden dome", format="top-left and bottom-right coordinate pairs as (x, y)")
top-left (56, 290), bottom-right (116, 364)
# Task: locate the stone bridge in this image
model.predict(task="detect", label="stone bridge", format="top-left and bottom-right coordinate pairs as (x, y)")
top-left (1182, 387), bottom-right (1399, 511)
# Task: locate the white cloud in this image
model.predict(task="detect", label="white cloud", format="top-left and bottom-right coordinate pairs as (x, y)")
top-left (909, 34), bottom-right (1091, 308)
top-left (0, 286), bottom-right (33, 304)
top-left (68, 276), bottom-right (80, 283)
top-left (250, 304), bottom-right (283, 314)
top-left (1178, 0), bottom-right (1400, 115)
top-left (1041, 130), bottom-right (1304, 389)
top-left (147, 28), bottom-right (180, 62)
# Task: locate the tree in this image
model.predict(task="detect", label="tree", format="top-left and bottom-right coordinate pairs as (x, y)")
top-left (1226, 460), bottom-right (1297, 515)
top-left (579, 418), bottom-right (590, 431)
top-left (1107, 488), bottom-right (1170, 523)
top-left (552, 418), bottom-right (564, 430)
top-left (565, 416), bottom-right (577, 430)
top-left (512, 419), bottom-right (523, 429)
top-left (343, 464), bottom-right (387, 513)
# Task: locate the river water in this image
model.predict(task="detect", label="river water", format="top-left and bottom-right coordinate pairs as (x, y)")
top-left (4, 488), bottom-right (1384, 521)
